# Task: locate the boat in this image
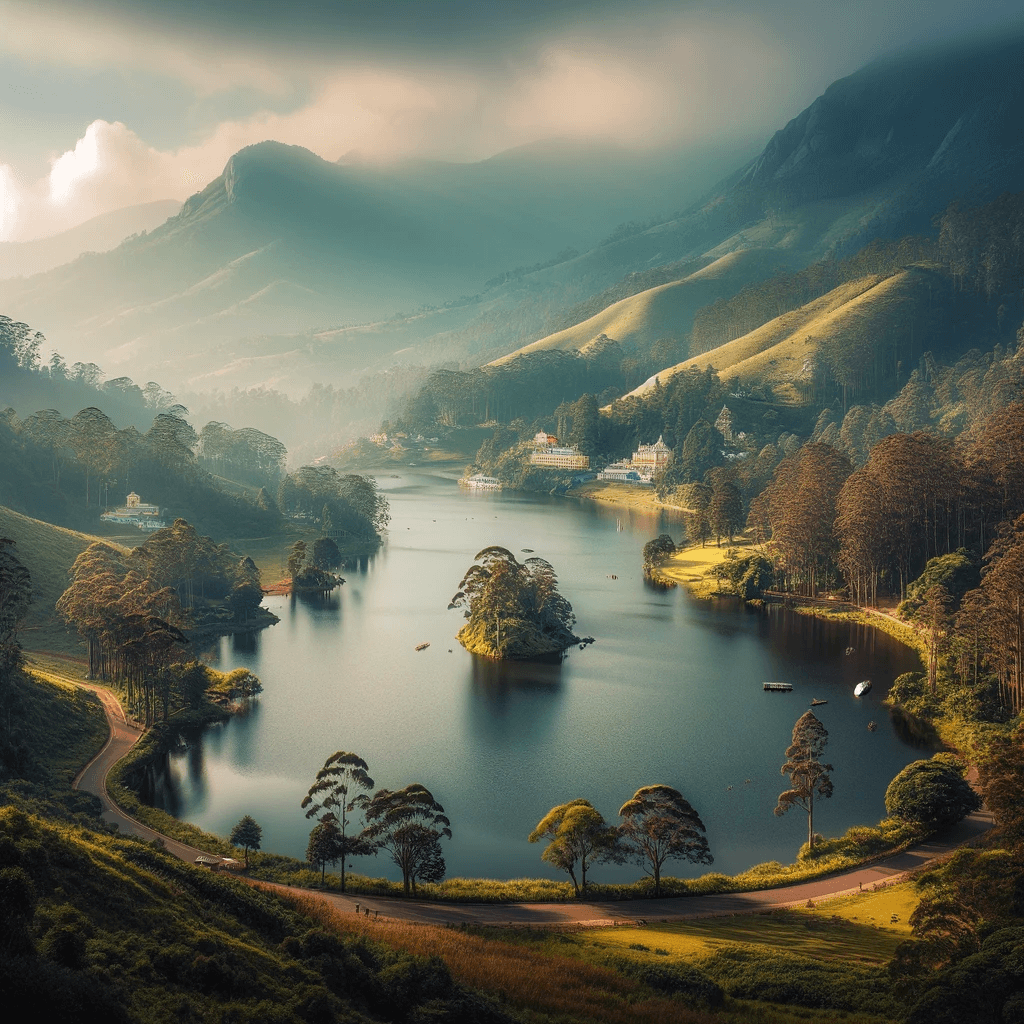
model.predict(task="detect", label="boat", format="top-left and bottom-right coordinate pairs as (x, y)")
top-left (415, 642), bottom-right (430, 651)
top-left (811, 699), bottom-right (828, 706)
top-left (521, 548), bottom-right (534, 552)
top-left (845, 646), bottom-right (855, 656)
top-left (854, 680), bottom-right (872, 696)
top-left (763, 681), bottom-right (793, 692)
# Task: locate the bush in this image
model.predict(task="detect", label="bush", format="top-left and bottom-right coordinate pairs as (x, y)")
top-left (885, 757), bottom-right (980, 828)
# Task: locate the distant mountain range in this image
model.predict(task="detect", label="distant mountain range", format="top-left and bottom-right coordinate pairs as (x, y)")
top-left (0, 200), bottom-right (181, 280)
top-left (1, 32), bottom-right (1021, 397)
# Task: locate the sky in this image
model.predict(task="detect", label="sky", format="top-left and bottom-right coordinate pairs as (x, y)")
top-left (1, 0), bottom-right (1022, 242)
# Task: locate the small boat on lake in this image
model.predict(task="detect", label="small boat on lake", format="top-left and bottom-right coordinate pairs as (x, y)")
top-left (854, 680), bottom-right (872, 696)
top-left (415, 642), bottom-right (430, 651)
top-left (811, 699), bottom-right (828, 706)
top-left (763, 681), bottom-right (793, 692)
top-left (845, 646), bottom-right (855, 656)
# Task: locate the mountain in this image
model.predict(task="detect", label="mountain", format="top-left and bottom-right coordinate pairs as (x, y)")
top-left (3, 33), bottom-right (1022, 401)
top-left (0, 140), bottom-right (741, 390)
top-left (468, 32), bottom-right (1024, 381)
top-left (0, 199), bottom-right (181, 280)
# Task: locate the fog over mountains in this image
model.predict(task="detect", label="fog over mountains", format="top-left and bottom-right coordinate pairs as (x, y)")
top-left (2, 31), bottom-right (1022, 397)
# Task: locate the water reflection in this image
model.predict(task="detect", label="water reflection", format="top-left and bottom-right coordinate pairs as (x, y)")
top-left (229, 630), bottom-right (259, 656)
top-left (466, 655), bottom-right (564, 743)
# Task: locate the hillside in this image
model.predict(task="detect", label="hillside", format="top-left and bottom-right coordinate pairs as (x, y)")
top-left (0, 507), bottom-right (109, 624)
top-left (488, 249), bottom-right (787, 366)
top-left (0, 140), bottom-right (734, 393)
top-left (620, 265), bottom-right (953, 404)
top-left (0, 200), bottom-right (181, 281)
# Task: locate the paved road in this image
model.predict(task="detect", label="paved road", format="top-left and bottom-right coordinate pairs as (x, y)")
top-left (73, 682), bottom-right (994, 927)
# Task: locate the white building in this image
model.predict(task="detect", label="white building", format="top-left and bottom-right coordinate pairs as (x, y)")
top-left (101, 492), bottom-right (168, 530)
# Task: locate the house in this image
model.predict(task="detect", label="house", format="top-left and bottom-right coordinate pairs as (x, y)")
top-left (101, 492), bottom-right (168, 530)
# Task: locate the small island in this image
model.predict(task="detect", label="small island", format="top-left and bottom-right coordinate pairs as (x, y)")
top-left (449, 546), bottom-right (585, 659)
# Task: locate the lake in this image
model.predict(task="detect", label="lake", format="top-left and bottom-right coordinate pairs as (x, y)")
top-left (146, 469), bottom-right (926, 883)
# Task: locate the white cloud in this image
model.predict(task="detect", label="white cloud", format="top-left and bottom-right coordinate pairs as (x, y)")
top-left (0, 11), bottom-right (809, 241)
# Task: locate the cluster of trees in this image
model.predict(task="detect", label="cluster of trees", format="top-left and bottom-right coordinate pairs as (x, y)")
top-left (301, 752), bottom-right (451, 895)
top-left (450, 546), bottom-right (581, 659)
top-left (196, 421), bottom-right (287, 488)
top-left (0, 404), bottom-right (283, 536)
top-left (277, 466), bottom-right (390, 540)
top-left (57, 521), bottom-right (266, 722)
top-left (530, 785), bottom-right (712, 896)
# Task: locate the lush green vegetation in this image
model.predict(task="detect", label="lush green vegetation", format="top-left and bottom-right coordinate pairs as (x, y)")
top-left (450, 546), bottom-right (582, 658)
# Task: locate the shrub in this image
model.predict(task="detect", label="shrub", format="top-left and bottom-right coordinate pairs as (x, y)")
top-left (885, 757), bottom-right (980, 828)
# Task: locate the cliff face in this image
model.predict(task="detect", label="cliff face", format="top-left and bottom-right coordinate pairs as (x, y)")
top-left (739, 35), bottom-right (1024, 206)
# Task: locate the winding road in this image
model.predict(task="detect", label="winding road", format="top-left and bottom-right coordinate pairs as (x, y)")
top-left (73, 683), bottom-right (994, 927)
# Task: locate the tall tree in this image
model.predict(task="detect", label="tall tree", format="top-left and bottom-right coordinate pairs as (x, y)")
top-left (618, 785), bottom-right (712, 896)
top-left (363, 784), bottom-right (452, 895)
top-left (774, 711), bottom-right (834, 852)
top-left (300, 751), bottom-right (375, 893)
top-left (306, 818), bottom-right (344, 884)
top-left (528, 798), bottom-right (620, 895)
top-left (229, 815), bottom-right (262, 869)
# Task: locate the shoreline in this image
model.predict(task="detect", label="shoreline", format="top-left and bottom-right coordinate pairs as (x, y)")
top-left (564, 479), bottom-right (688, 517)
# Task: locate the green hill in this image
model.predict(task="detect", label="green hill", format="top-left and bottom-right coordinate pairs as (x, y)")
top-left (0, 506), bottom-right (123, 648)
top-left (619, 264), bottom-right (951, 405)
top-left (489, 249), bottom-right (784, 366)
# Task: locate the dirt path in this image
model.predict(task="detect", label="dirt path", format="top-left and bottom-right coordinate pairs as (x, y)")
top-left (73, 682), bottom-right (993, 927)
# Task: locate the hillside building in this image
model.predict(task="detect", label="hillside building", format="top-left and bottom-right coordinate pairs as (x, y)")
top-left (530, 434), bottom-right (590, 470)
top-left (631, 435), bottom-right (672, 470)
top-left (101, 492), bottom-right (168, 531)
top-left (597, 436), bottom-right (671, 486)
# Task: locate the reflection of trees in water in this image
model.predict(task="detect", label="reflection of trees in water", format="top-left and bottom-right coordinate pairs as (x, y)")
top-left (643, 576), bottom-right (676, 593)
top-left (467, 655), bottom-right (565, 744)
top-left (138, 726), bottom-right (211, 816)
top-left (230, 630), bottom-right (259, 655)
top-left (341, 553), bottom-right (374, 574)
top-left (889, 707), bottom-right (941, 749)
top-left (292, 590), bottom-right (342, 618)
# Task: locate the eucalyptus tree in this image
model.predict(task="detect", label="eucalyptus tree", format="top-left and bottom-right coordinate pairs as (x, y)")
top-left (301, 751), bottom-right (375, 892)
top-left (618, 785), bottom-right (713, 896)
top-left (774, 711), bottom-right (834, 853)
top-left (0, 538), bottom-right (31, 681)
top-left (363, 784), bottom-right (452, 895)
top-left (529, 798), bottom-right (620, 895)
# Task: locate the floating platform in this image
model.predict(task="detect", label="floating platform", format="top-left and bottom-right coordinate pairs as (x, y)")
top-left (811, 699), bottom-right (828, 706)
top-left (763, 682), bottom-right (793, 692)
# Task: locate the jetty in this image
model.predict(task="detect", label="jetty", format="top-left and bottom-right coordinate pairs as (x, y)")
top-left (763, 681), bottom-right (793, 692)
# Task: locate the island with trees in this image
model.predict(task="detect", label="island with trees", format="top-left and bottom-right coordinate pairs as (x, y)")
top-left (449, 546), bottom-right (586, 659)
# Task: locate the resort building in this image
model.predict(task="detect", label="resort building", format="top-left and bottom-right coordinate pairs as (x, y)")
top-left (631, 435), bottom-right (672, 471)
top-left (597, 436), bottom-right (672, 486)
top-left (101, 492), bottom-right (168, 531)
top-left (529, 434), bottom-right (590, 470)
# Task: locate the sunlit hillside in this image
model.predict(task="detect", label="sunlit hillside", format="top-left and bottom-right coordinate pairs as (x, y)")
top-left (489, 249), bottom-right (785, 366)
top-left (620, 264), bottom-right (949, 404)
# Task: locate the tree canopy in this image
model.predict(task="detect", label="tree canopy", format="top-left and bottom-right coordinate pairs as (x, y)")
top-left (229, 815), bottom-right (262, 868)
top-left (449, 546), bottom-right (581, 659)
top-left (363, 784), bottom-right (452, 895)
top-left (885, 757), bottom-right (980, 829)
top-left (528, 798), bottom-right (620, 895)
top-left (618, 785), bottom-right (713, 896)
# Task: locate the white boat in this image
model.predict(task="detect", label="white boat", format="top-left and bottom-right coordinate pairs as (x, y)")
top-left (461, 473), bottom-right (502, 491)
top-left (854, 680), bottom-right (872, 696)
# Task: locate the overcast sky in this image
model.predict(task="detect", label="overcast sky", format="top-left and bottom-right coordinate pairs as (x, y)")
top-left (1, 0), bottom-right (1022, 241)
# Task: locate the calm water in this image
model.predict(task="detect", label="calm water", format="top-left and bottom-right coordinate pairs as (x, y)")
top-left (147, 470), bottom-right (925, 883)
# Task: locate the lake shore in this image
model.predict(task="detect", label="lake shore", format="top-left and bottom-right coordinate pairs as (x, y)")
top-left (567, 480), bottom-right (688, 517)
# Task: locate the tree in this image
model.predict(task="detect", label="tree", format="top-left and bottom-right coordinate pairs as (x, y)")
top-left (0, 538), bottom-right (31, 680)
top-left (618, 785), bottom-right (712, 896)
top-left (311, 537), bottom-right (342, 570)
top-left (363, 784), bottom-right (452, 895)
top-left (885, 758), bottom-right (980, 829)
top-left (287, 541), bottom-right (307, 580)
top-left (528, 798), bottom-right (620, 895)
top-left (306, 818), bottom-right (344, 884)
top-left (300, 751), bottom-right (375, 893)
top-left (229, 815), bottom-right (262, 868)
top-left (774, 711), bottom-right (833, 853)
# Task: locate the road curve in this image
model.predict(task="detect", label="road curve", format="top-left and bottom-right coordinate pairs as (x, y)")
top-left (73, 682), bottom-right (994, 927)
